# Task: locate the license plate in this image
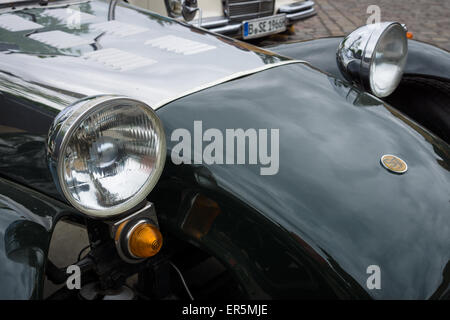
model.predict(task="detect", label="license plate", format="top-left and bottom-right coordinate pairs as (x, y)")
top-left (243, 14), bottom-right (286, 39)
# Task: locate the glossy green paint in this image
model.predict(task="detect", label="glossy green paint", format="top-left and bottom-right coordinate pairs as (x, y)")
top-left (268, 37), bottom-right (450, 82)
top-left (0, 1), bottom-right (449, 300)
top-left (270, 37), bottom-right (450, 145)
top-left (0, 90), bottom-right (70, 200)
top-left (155, 63), bottom-right (450, 299)
top-left (0, 177), bottom-right (75, 299)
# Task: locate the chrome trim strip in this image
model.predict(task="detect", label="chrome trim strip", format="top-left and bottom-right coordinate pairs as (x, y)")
top-left (110, 202), bottom-right (159, 238)
top-left (125, 219), bottom-right (150, 259)
top-left (47, 95), bottom-right (167, 218)
top-left (286, 7), bottom-right (316, 22)
top-left (153, 60), bottom-right (304, 110)
top-left (228, 0), bottom-right (273, 6)
top-left (195, 17), bottom-right (230, 29)
top-left (278, 1), bottom-right (315, 14)
top-left (209, 23), bottom-right (241, 34)
top-left (227, 10), bottom-right (274, 20)
top-left (225, 0), bottom-right (275, 21)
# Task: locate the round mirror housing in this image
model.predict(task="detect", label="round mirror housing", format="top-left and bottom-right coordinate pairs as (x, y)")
top-left (337, 22), bottom-right (408, 98)
top-left (182, 0), bottom-right (199, 22)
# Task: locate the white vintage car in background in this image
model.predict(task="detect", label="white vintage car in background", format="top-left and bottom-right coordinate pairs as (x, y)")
top-left (129, 0), bottom-right (316, 39)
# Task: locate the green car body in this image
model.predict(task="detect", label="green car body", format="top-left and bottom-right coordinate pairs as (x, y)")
top-left (0, 0), bottom-right (449, 299)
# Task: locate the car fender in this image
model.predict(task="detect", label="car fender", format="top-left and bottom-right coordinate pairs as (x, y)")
top-left (0, 177), bottom-right (74, 299)
top-left (268, 37), bottom-right (450, 144)
top-left (267, 37), bottom-right (450, 81)
top-left (155, 62), bottom-right (450, 299)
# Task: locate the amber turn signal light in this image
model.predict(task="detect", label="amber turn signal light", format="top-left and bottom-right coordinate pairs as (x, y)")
top-left (115, 219), bottom-right (163, 261)
top-left (406, 31), bottom-right (413, 39)
top-left (128, 223), bottom-right (163, 258)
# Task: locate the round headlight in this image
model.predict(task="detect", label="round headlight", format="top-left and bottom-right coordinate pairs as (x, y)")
top-left (369, 24), bottom-right (408, 97)
top-left (47, 96), bottom-right (166, 218)
top-left (337, 22), bottom-right (408, 98)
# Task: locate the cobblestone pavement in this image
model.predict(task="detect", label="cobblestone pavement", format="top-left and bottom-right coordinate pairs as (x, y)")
top-left (257, 0), bottom-right (450, 51)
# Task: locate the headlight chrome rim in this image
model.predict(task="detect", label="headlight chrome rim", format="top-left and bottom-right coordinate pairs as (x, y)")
top-left (368, 23), bottom-right (408, 97)
top-left (47, 95), bottom-right (166, 218)
top-left (337, 21), bottom-right (408, 98)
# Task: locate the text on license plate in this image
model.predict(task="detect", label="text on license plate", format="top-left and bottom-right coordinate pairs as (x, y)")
top-left (243, 14), bottom-right (286, 39)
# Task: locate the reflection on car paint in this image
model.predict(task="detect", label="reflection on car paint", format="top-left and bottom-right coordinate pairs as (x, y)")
top-left (0, 176), bottom-right (75, 299)
top-left (145, 35), bottom-right (216, 55)
top-left (156, 64), bottom-right (450, 299)
top-left (82, 48), bottom-right (158, 71)
top-left (0, 13), bottom-right (44, 31)
top-left (42, 8), bottom-right (97, 24)
top-left (0, 1), bottom-right (290, 111)
top-left (29, 30), bottom-right (94, 49)
top-left (90, 20), bottom-right (150, 37)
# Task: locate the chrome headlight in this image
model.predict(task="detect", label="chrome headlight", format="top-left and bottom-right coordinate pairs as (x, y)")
top-left (337, 22), bottom-right (408, 98)
top-left (166, 0), bottom-right (183, 17)
top-left (47, 96), bottom-right (166, 218)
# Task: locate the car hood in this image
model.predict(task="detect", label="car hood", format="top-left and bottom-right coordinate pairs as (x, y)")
top-left (0, 0), bottom-right (289, 111)
top-left (0, 0), bottom-right (294, 200)
top-left (157, 63), bottom-right (450, 299)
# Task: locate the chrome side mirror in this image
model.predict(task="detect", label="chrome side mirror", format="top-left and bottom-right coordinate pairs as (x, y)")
top-left (182, 0), bottom-right (199, 22)
top-left (337, 22), bottom-right (408, 98)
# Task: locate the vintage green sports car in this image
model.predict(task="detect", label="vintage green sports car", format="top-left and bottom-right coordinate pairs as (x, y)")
top-left (0, 0), bottom-right (449, 300)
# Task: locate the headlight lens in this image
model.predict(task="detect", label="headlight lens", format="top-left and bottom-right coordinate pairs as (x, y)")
top-left (167, 0), bottom-right (183, 17)
top-left (337, 22), bottom-right (408, 98)
top-left (369, 24), bottom-right (408, 97)
top-left (48, 96), bottom-right (166, 218)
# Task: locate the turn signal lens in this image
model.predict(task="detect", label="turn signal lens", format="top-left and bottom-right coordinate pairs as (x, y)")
top-left (129, 223), bottom-right (163, 258)
top-left (406, 31), bottom-right (413, 39)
